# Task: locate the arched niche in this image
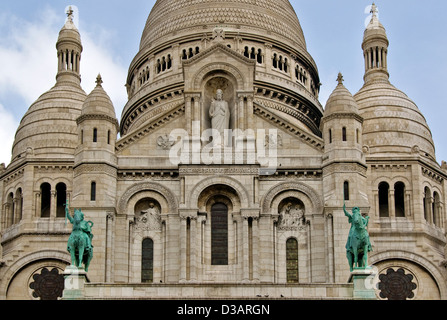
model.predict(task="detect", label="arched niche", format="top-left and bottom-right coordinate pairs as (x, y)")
top-left (202, 72), bottom-right (236, 133)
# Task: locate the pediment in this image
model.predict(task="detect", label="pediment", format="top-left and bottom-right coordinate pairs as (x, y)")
top-left (253, 101), bottom-right (324, 152)
top-left (182, 43), bottom-right (255, 92)
top-left (183, 42), bottom-right (255, 68)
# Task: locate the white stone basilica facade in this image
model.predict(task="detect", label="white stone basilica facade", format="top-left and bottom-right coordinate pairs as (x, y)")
top-left (1, 1), bottom-right (447, 300)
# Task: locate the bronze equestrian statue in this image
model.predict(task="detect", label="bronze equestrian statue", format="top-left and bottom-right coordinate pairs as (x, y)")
top-left (344, 203), bottom-right (372, 271)
top-left (65, 201), bottom-right (94, 271)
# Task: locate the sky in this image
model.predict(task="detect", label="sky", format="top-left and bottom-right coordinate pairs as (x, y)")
top-left (0, 1), bottom-right (446, 167)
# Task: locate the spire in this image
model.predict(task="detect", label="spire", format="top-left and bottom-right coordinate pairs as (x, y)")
top-left (337, 72), bottom-right (344, 86)
top-left (56, 6), bottom-right (83, 86)
top-left (362, 3), bottom-right (389, 84)
top-left (96, 74), bottom-right (103, 87)
top-left (370, 3), bottom-right (378, 18)
top-left (66, 6), bottom-right (74, 22)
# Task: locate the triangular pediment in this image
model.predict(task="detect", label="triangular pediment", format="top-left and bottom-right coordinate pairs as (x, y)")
top-left (182, 43), bottom-right (255, 92)
top-left (183, 42), bottom-right (256, 68)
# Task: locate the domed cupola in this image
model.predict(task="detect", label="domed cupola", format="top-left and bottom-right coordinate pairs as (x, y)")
top-left (121, 0), bottom-right (323, 140)
top-left (354, 3), bottom-right (436, 161)
top-left (56, 6), bottom-right (83, 86)
top-left (324, 73), bottom-right (361, 117)
top-left (11, 8), bottom-right (86, 163)
top-left (362, 3), bottom-right (389, 84)
top-left (75, 75), bottom-right (118, 165)
top-left (321, 73), bottom-right (368, 208)
top-left (81, 75), bottom-right (117, 120)
top-left (322, 73), bottom-right (364, 163)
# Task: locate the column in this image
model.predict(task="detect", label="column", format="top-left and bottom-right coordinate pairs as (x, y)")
top-left (238, 95), bottom-right (245, 130)
top-left (189, 216), bottom-right (197, 282)
top-left (373, 190), bottom-right (379, 217)
top-left (50, 190), bottom-right (57, 219)
top-left (389, 189), bottom-right (395, 218)
top-left (35, 192), bottom-right (41, 218)
top-left (326, 213), bottom-right (334, 283)
top-left (185, 94), bottom-right (192, 135)
top-left (172, 44), bottom-right (180, 72)
top-left (242, 217), bottom-right (250, 282)
top-left (372, 47), bottom-right (376, 68)
top-left (179, 216), bottom-right (187, 282)
top-left (265, 43), bottom-right (272, 71)
top-left (192, 93), bottom-right (201, 124)
top-left (405, 191), bottom-right (412, 217)
top-left (364, 52), bottom-right (368, 72)
top-left (105, 212), bottom-right (114, 282)
top-left (251, 217), bottom-right (259, 282)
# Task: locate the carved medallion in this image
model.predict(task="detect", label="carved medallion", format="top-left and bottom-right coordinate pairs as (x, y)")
top-left (377, 268), bottom-right (417, 300)
top-left (29, 267), bottom-right (64, 300)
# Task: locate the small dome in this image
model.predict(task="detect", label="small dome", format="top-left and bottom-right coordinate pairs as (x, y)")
top-left (82, 75), bottom-right (117, 119)
top-left (363, 4), bottom-right (388, 44)
top-left (324, 73), bottom-right (359, 116)
top-left (354, 79), bottom-right (436, 159)
top-left (12, 84), bottom-right (86, 161)
top-left (56, 8), bottom-right (82, 47)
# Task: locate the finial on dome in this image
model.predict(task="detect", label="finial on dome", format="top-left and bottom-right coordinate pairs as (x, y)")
top-left (337, 72), bottom-right (344, 85)
top-left (370, 3), bottom-right (378, 18)
top-left (66, 6), bottom-right (74, 22)
top-left (96, 74), bottom-right (103, 87)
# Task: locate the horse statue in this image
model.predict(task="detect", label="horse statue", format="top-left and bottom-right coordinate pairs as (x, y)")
top-left (65, 201), bottom-right (94, 272)
top-left (344, 204), bottom-right (372, 272)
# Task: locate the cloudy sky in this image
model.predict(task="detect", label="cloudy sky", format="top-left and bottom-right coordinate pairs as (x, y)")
top-left (0, 1), bottom-right (446, 166)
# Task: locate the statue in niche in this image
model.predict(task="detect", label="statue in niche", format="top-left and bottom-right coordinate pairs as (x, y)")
top-left (135, 201), bottom-right (162, 231)
top-left (278, 199), bottom-right (305, 230)
top-left (209, 89), bottom-right (231, 140)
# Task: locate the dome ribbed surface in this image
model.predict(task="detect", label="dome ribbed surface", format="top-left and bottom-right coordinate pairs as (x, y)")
top-left (324, 76), bottom-right (359, 116)
top-left (140, 0), bottom-right (306, 50)
top-left (82, 79), bottom-right (116, 119)
top-left (12, 84), bottom-right (86, 160)
top-left (354, 79), bottom-right (435, 158)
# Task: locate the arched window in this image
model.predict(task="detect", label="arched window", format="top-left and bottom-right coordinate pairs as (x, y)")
top-left (433, 192), bottom-right (441, 227)
top-left (257, 49), bottom-right (263, 64)
top-left (15, 188), bottom-right (23, 223)
top-left (90, 181), bottom-right (96, 202)
top-left (142, 238), bottom-right (154, 283)
top-left (40, 183), bottom-right (51, 217)
top-left (344, 181), bottom-right (350, 201)
top-left (329, 129), bottom-right (332, 144)
top-left (342, 127), bottom-right (347, 142)
top-left (423, 187), bottom-right (431, 222)
top-left (394, 182), bottom-right (405, 217)
top-left (56, 183), bottom-right (67, 218)
top-left (211, 203), bottom-right (228, 265)
top-left (6, 192), bottom-right (14, 227)
top-left (93, 128), bottom-right (98, 143)
top-left (378, 182), bottom-right (389, 217)
top-left (286, 238), bottom-right (299, 283)
top-left (272, 53), bottom-right (278, 68)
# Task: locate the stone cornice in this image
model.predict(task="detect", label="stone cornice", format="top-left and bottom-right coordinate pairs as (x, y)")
top-left (321, 112), bottom-right (364, 124)
top-left (77, 114), bottom-right (119, 130)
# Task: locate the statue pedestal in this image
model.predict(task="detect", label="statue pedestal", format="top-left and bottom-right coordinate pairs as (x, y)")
top-left (348, 267), bottom-right (377, 300)
top-left (62, 265), bottom-right (89, 300)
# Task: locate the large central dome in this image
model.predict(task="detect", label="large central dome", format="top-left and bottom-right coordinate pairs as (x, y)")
top-left (140, 0), bottom-right (307, 51)
top-left (121, 0), bottom-right (322, 138)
